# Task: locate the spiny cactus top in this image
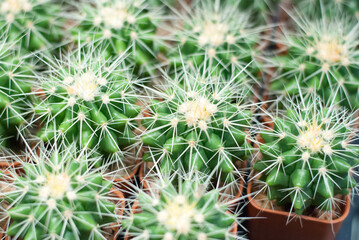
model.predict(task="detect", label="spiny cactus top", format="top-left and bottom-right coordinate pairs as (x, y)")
top-left (270, 11), bottom-right (359, 109)
top-left (0, 0), bottom-right (65, 52)
top-left (140, 62), bottom-right (253, 182)
top-left (0, 37), bottom-right (34, 147)
top-left (122, 174), bottom-right (239, 240)
top-left (253, 93), bottom-right (359, 217)
top-left (72, 0), bottom-right (164, 76)
top-left (32, 44), bottom-right (142, 158)
top-left (0, 143), bottom-right (123, 240)
top-left (166, 0), bottom-right (264, 77)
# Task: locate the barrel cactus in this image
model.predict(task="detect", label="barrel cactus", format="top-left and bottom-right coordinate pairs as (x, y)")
top-left (253, 93), bottom-right (359, 217)
top-left (140, 61), bottom-right (253, 183)
top-left (0, 36), bottom-right (34, 147)
top-left (71, 0), bottom-right (164, 76)
top-left (31, 43), bottom-right (142, 159)
top-left (122, 173), bottom-right (239, 240)
top-left (0, 0), bottom-right (65, 52)
top-left (166, 0), bottom-right (264, 78)
top-left (0, 142), bottom-right (123, 240)
top-left (270, 11), bottom-right (359, 109)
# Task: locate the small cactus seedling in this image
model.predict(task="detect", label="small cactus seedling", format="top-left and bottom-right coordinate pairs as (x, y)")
top-left (0, 0), bottom-right (65, 52)
top-left (71, 0), bottom-right (165, 76)
top-left (253, 93), bottom-right (359, 218)
top-left (166, 0), bottom-right (265, 78)
top-left (31, 43), bottom-right (142, 159)
top-left (0, 142), bottom-right (124, 240)
top-left (122, 172), bottom-right (240, 240)
top-left (140, 60), bottom-right (254, 183)
top-left (270, 10), bottom-right (359, 109)
top-left (0, 36), bottom-right (34, 147)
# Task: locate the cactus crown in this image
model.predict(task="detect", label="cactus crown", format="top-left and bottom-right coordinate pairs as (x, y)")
top-left (0, 0), bottom-right (65, 52)
top-left (141, 60), bottom-right (253, 183)
top-left (32, 43), bottom-right (142, 158)
top-left (270, 10), bottom-right (359, 108)
top-left (167, 0), bottom-right (263, 75)
top-left (123, 172), bottom-right (239, 240)
top-left (73, 0), bottom-right (164, 76)
top-left (0, 142), bottom-right (122, 240)
top-left (253, 92), bottom-right (359, 218)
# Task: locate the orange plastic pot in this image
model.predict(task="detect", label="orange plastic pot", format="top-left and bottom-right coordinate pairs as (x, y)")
top-left (247, 181), bottom-right (350, 240)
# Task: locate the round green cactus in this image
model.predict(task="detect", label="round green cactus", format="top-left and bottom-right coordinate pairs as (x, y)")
top-left (0, 36), bottom-right (34, 147)
top-left (31, 44), bottom-right (142, 158)
top-left (140, 61), bottom-right (253, 182)
top-left (0, 143), bottom-right (123, 240)
top-left (166, 0), bottom-right (264, 78)
top-left (0, 0), bottom-right (65, 52)
top-left (253, 93), bottom-right (359, 217)
top-left (71, 0), bottom-right (165, 76)
top-left (122, 174), bottom-right (239, 240)
top-left (270, 10), bottom-right (359, 109)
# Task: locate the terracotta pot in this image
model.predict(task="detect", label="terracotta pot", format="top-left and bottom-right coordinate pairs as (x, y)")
top-left (247, 182), bottom-right (350, 240)
top-left (124, 199), bottom-right (238, 240)
top-left (0, 187), bottom-right (125, 240)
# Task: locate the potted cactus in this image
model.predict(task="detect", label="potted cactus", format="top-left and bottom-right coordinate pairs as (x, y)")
top-left (165, 0), bottom-right (266, 78)
top-left (122, 171), bottom-right (241, 240)
top-left (30, 43), bottom-right (143, 179)
top-left (269, 7), bottom-right (359, 109)
top-left (248, 92), bottom-right (359, 240)
top-left (0, 142), bottom-right (125, 240)
top-left (70, 0), bottom-right (165, 76)
top-left (140, 59), bottom-right (253, 186)
top-left (0, 0), bottom-right (65, 53)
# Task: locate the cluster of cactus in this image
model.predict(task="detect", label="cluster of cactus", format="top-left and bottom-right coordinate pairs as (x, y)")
top-left (0, 0), bottom-right (65, 53)
top-left (270, 9), bottom-right (359, 108)
top-left (140, 62), bottom-right (253, 182)
top-left (71, 0), bottom-right (164, 76)
top-left (253, 93), bottom-right (359, 215)
top-left (0, 143), bottom-right (121, 239)
top-left (0, 35), bottom-right (34, 147)
top-left (122, 173), bottom-right (238, 240)
top-left (166, 0), bottom-right (263, 77)
top-left (32, 44), bottom-right (141, 159)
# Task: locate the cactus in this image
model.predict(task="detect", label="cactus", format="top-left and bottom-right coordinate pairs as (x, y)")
top-left (253, 93), bottom-right (359, 217)
top-left (166, 0), bottom-right (264, 78)
top-left (71, 0), bottom-right (164, 76)
top-left (0, 35), bottom-right (34, 147)
top-left (0, 142), bottom-right (123, 240)
top-left (122, 172), bottom-right (239, 240)
top-left (31, 43), bottom-right (142, 160)
top-left (292, 0), bottom-right (359, 19)
top-left (140, 60), bottom-right (253, 182)
top-left (270, 10), bottom-right (359, 109)
top-left (0, 0), bottom-right (65, 53)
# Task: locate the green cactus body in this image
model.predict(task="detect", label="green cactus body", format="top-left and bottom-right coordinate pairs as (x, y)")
top-left (0, 0), bottom-right (65, 52)
top-left (32, 44), bottom-right (141, 158)
top-left (270, 12), bottom-right (359, 109)
top-left (1, 143), bottom-right (122, 240)
top-left (72, 0), bottom-right (164, 76)
top-left (167, 0), bottom-right (263, 78)
top-left (141, 63), bottom-right (253, 182)
top-left (123, 177), bottom-right (237, 240)
top-left (254, 94), bottom-right (359, 216)
top-left (0, 39), bottom-right (34, 147)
